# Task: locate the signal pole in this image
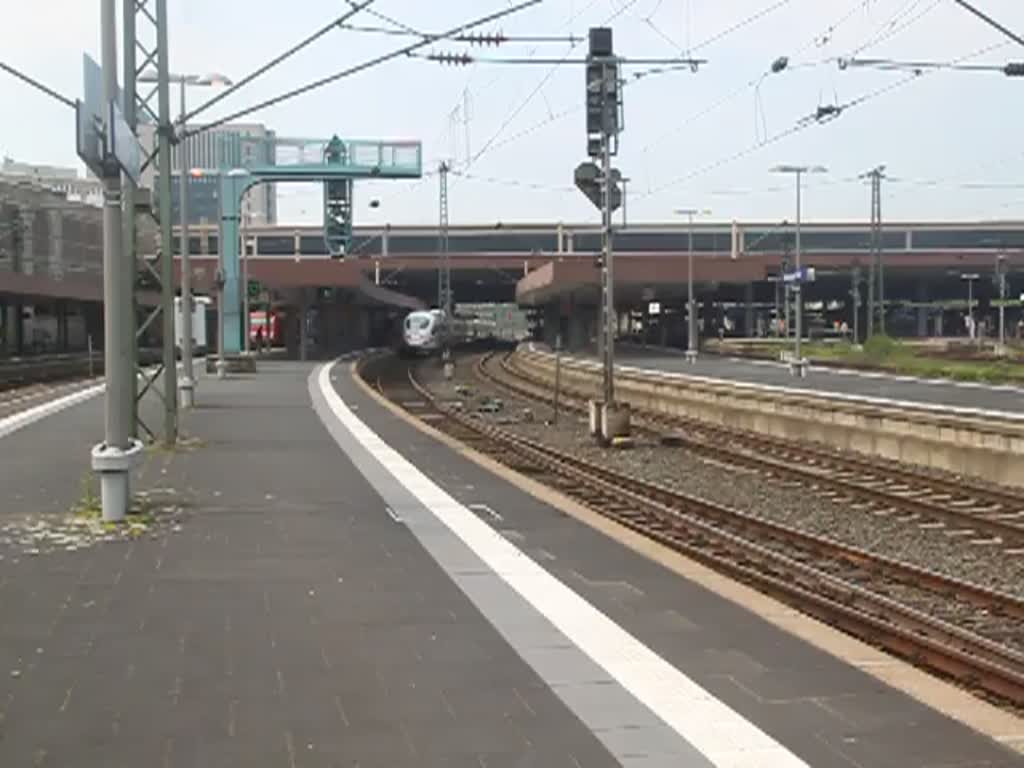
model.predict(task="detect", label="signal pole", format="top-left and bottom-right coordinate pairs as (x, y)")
top-left (600, 103), bottom-right (614, 405)
top-left (579, 27), bottom-right (629, 440)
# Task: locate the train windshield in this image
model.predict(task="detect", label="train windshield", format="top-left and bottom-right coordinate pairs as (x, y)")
top-left (406, 315), bottom-right (431, 331)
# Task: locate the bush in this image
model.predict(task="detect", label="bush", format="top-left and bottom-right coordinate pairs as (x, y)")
top-left (862, 334), bottom-right (901, 360)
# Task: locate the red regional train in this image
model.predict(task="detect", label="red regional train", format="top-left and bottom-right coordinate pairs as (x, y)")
top-left (249, 310), bottom-right (283, 348)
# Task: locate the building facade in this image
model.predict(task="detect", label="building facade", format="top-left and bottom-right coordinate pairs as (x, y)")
top-left (137, 122), bottom-right (278, 226)
top-left (0, 157), bottom-right (104, 207)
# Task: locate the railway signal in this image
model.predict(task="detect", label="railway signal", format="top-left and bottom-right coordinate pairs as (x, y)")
top-left (574, 27), bottom-right (630, 442)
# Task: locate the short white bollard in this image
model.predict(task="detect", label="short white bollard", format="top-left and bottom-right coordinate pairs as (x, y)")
top-left (179, 376), bottom-right (195, 408)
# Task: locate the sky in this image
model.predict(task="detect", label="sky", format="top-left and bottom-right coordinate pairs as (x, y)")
top-left (2, 0), bottom-right (1024, 227)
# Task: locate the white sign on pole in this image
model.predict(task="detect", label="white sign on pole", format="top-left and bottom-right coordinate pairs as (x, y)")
top-left (107, 100), bottom-right (142, 184)
top-left (76, 54), bottom-right (105, 177)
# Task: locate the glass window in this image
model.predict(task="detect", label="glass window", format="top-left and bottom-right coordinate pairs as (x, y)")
top-left (911, 229), bottom-right (1024, 249)
top-left (256, 236), bottom-right (294, 255)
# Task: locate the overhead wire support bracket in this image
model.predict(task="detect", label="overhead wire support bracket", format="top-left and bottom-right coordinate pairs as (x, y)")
top-left (839, 57), bottom-right (1024, 77)
top-left (420, 52), bottom-right (708, 69)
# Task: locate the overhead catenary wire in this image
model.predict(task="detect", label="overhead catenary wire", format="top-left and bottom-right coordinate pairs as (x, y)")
top-left (952, 0), bottom-right (1024, 49)
top-left (0, 61), bottom-right (75, 109)
top-left (639, 38), bottom-right (1010, 202)
top-left (180, 0), bottom-right (543, 141)
top-left (641, 0), bottom-right (881, 154)
top-left (183, 0), bottom-right (376, 124)
top-left (844, 0), bottom-right (943, 59)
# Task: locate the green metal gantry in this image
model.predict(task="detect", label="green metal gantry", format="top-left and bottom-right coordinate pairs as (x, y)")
top-left (217, 136), bottom-right (421, 354)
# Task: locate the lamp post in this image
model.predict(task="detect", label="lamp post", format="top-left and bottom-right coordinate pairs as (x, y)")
top-left (996, 254), bottom-right (1008, 355)
top-left (674, 208), bottom-right (711, 363)
top-left (139, 70), bottom-right (232, 406)
top-left (961, 273), bottom-right (980, 344)
top-left (771, 164), bottom-right (827, 376)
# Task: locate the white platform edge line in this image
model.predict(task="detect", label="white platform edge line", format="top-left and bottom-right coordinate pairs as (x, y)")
top-left (0, 384), bottom-right (105, 439)
top-left (318, 362), bottom-right (810, 768)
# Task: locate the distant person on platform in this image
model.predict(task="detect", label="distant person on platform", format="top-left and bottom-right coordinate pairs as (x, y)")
top-left (255, 326), bottom-right (265, 354)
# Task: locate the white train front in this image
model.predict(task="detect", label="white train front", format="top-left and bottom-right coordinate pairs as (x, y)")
top-left (401, 310), bottom-right (472, 355)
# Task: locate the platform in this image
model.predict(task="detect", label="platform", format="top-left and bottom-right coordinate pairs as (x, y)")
top-left (590, 345), bottom-right (1024, 414)
top-left (0, 360), bottom-right (1020, 766)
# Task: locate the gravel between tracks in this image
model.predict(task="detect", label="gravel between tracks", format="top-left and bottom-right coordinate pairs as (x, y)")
top-left (419, 355), bottom-right (1024, 600)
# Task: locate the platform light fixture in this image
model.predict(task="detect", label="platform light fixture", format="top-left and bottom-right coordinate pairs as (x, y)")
top-left (770, 164), bottom-right (827, 377)
top-left (674, 208), bottom-right (712, 364)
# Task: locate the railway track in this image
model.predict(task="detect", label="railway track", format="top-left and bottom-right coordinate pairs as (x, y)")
top-left (491, 351), bottom-right (1024, 556)
top-left (0, 353), bottom-right (101, 392)
top-left (0, 348), bottom-right (165, 393)
top-left (360, 351), bottom-right (1024, 709)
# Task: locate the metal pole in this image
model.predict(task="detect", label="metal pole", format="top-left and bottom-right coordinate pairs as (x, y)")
top-left (94, 0), bottom-right (131, 521)
top-left (121, 0), bottom-right (139, 437)
top-left (601, 116), bottom-right (614, 405)
top-left (968, 278), bottom-right (974, 341)
top-left (156, 0), bottom-right (177, 443)
top-left (794, 170), bottom-right (803, 367)
top-left (178, 78), bottom-right (195, 407)
top-left (242, 194), bottom-right (250, 354)
top-left (999, 259), bottom-right (1007, 351)
top-left (852, 265), bottom-right (860, 345)
top-left (102, 0), bottom-right (123, 438)
top-left (687, 213), bottom-right (697, 361)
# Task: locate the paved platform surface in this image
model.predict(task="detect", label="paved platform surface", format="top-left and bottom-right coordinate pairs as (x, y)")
top-left (328, 357), bottom-right (1024, 767)
top-left (0, 365), bottom-right (619, 767)
top-left (0, 360), bottom-right (1020, 767)
top-left (586, 347), bottom-right (1024, 414)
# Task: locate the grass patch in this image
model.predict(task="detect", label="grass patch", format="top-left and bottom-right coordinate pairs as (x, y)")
top-left (73, 473), bottom-right (102, 518)
top-left (726, 336), bottom-right (1024, 385)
